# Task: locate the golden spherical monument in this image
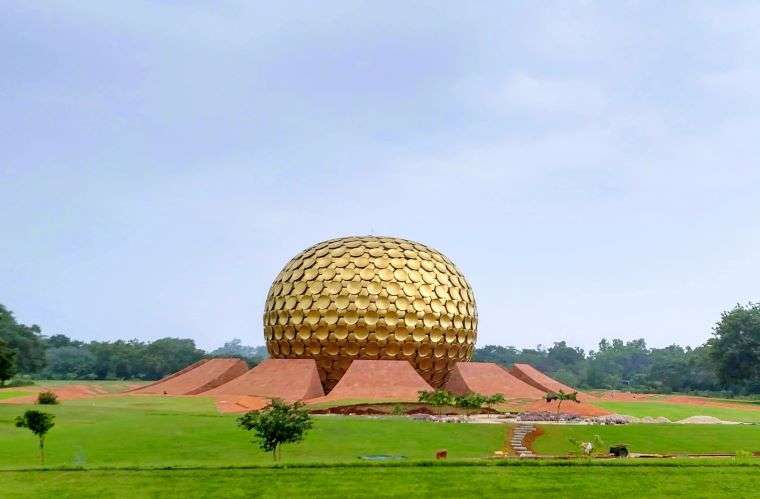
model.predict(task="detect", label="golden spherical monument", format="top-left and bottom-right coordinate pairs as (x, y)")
top-left (264, 236), bottom-right (478, 391)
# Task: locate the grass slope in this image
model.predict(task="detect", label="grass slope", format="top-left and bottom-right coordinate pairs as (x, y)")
top-left (0, 396), bottom-right (504, 469)
top-left (533, 424), bottom-right (760, 455)
top-left (593, 401), bottom-right (760, 423)
top-left (2, 464), bottom-right (759, 498)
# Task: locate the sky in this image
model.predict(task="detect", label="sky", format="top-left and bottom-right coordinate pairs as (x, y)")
top-left (2, 2), bottom-right (760, 352)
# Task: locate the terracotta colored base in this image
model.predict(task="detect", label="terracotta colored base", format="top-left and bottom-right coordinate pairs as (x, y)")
top-left (509, 363), bottom-right (595, 401)
top-left (202, 359), bottom-right (325, 402)
top-left (129, 358), bottom-right (249, 396)
top-left (308, 360), bottom-right (433, 403)
top-left (0, 384), bottom-right (107, 404)
top-left (445, 363), bottom-right (545, 399)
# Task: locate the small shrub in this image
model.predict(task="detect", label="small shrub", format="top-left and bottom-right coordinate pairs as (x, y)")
top-left (392, 404), bottom-right (405, 416)
top-left (37, 391), bottom-right (59, 405)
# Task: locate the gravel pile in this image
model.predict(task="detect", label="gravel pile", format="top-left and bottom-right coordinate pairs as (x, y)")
top-left (639, 416), bottom-right (672, 423)
top-left (677, 415), bottom-right (740, 424)
top-left (590, 414), bottom-right (634, 424)
top-left (518, 411), bottom-right (583, 422)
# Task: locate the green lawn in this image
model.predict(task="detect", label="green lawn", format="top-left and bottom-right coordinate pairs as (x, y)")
top-left (533, 424), bottom-right (760, 455)
top-left (593, 400), bottom-right (760, 423)
top-left (0, 395), bottom-right (505, 469)
top-left (1, 464), bottom-right (759, 498)
top-left (4, 393), bottom-right (760, 497)
top-left (0, 390), bottom-right (32, 400)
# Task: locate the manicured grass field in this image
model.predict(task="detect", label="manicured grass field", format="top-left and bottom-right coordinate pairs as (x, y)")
top-left (4, 392), bottom-right (760, 497)
top-left (2, 463), bottom-right (759, 498)
top-left (0, 396), bottom-right (505, 469)
top-left (533, 424), bottom-right (760, 455)
top-left (0, 390), bottom-right (31, 400)
top-left (593, 400), bottom-right (760, 423)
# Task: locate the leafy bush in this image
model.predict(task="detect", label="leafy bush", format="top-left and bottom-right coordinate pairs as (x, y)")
top-left (417, 390), bottom-right (455, 415)
top-left (37, 391), bottom-right (59, 405)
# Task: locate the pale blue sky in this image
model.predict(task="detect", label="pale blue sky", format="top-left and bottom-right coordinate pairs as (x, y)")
top-left (2, 2), bottom-right (759, 351)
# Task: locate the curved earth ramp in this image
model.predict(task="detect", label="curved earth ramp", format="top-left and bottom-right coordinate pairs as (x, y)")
top-left (129, 358), bottom-right (249, 396)
top-left (445, 362), bottom-right (545, 399)
top-left (310, 360), bottom-right (433, 403)
top-left (509, 363), bottom-right (594, 401)
top-left (202, 359), bottom-right (324, 402)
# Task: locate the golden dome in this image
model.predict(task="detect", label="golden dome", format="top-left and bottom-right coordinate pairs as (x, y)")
top-left (263, 236), bottom-right (477, 391)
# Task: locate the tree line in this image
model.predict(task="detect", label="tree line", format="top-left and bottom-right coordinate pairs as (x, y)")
top-left (0, 304), bottom-right (265, 383)
top-left (2, 301), bottom-right (759, 394)
top-left (474, 303), bottom-right (760, 395)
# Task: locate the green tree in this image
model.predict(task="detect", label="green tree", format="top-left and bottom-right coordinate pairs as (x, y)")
top-left (142, 338), bottom-right (204, 379)
top-left (15, 410), bottom-right (55, 464)
top-left (645, 345), bottom-right (689, 392)
top-left (0, 339), bottom-right (17, 386)
top-left (544, 390), bottom-right (580, 414)
top-left (42, 346), bottom-right (96, 379)
top-left (237, 399), bottom-right (312, 461)
top-left (709, 303), bottom-right (760, 391)
top-left (0, 304), bottom-right (46, 373)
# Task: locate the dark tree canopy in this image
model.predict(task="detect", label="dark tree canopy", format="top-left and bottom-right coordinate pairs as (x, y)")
top-left (709, 303), bottom-right (760, 390)
top-left (0, 304), bottom-right (46, 373)
top-left (0, 339), bottom-right (18, 386)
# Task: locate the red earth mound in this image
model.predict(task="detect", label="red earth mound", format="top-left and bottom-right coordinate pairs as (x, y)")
top-left (661, 395), bottom-right (760, 412)
top-left (308, 360), bottom-right (433, 403)
top-left (1, 384), bottom-right (106, 404)
top-left (203, 359), bottom-right (324, 401)
top-left (445, 362), bottom-right (545, 399)
top-left (129, 358), bottom-right (249, 396)
top-left (509, 363), bottom-right (594, 401)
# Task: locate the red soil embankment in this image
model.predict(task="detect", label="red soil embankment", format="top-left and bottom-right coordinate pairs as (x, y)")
top-left (308, 360), bottom-right (433, 404)
top-left (445, 362), bottom-right (545, 399)
top-left (214, 395), bottom-right (271, 413)
top-left (1, 384), bottom-right (106, 404)
top-left (509, 363), bottom-right (594, 401)
top-left (662, 395), bottom-right (760, 412)
top-left (129, 358), bottom-right (249, 396)
top-left (203, 359), bottom-right (324, 401)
